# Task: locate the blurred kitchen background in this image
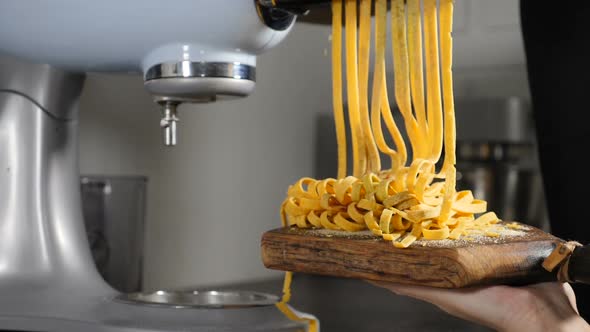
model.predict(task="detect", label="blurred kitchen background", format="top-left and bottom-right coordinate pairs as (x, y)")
top-left (78, 0), bottom-right (544, 330)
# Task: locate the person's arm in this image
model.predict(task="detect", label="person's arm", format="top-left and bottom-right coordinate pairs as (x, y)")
top-left (520, 0), bottom-right (590, 319)
top-left (369, 281), bottom-right (590, 332)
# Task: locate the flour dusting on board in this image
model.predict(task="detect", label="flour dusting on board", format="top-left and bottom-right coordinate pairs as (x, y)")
top-left (293, 222), bottom-right (530, 248)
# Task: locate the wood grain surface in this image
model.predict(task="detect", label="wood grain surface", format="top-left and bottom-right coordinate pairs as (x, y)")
top-left (261, 222), bottom-right (562, 288)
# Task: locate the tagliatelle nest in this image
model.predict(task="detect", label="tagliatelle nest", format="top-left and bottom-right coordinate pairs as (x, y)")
top-left (281, 162), bottom-right (502, 248)
top-left (281, 0), bottom-right (500, 249)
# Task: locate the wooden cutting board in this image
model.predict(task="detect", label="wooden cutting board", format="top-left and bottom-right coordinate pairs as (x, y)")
top-left (261, 222), bottom-right (564, 288)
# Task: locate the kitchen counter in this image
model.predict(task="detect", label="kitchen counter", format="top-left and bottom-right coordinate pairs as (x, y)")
top-left (211, 274), bottom-right (492, 332)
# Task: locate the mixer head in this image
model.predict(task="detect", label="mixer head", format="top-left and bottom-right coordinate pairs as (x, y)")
top-left (0, 1), bottom-right (321, 330)
top-left (142, 1), bottom-right (307, 147)
top-left (143, 0), bottom-right (339, 146)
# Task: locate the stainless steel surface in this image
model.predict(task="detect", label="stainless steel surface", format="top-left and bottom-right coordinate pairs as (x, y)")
top-left (0, 61), bottom-right (103, 289)
top-left (143, 61), bottom-right (257, 105)
top-left (81, 175), bottom-right (148, 293)
top-left (210, 275), bottom-right (493, 332)
top-left (455, 97), bottom-right (535, 144)
top-left (160, 102), bottom-right (180, 146)
top-left (0, 57), bottom-right (312, 331)
top-left (117, 290), bottom-right (279, 309)
top-left (144, 76), bottom-right (256, 103)
top-left (453, 98), bottom-right (549, 230)
top-left (0, 55), bottom-right (85, 119)
top-left (456, 142), bottom-right (535, 163)
top-left (456, 163), bottom-right (549, 231)
top-left (145, 61), bottom-right (256, 82)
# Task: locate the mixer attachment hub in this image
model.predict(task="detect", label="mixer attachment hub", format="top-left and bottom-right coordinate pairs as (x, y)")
top-left (144, 61), bottom-right (257, 147)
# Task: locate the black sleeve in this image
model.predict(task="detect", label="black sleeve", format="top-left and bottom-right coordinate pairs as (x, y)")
top-left (520, 0), bottom-right (590, 318)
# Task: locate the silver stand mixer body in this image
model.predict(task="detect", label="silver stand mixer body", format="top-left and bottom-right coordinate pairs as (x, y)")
top-left (0, 1), bottom-right (311, 331)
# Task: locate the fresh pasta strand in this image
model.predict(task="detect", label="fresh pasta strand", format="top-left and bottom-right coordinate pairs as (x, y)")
top-left (423, 0), bottom-right (444, 164)
top-left (439, 0), bottom-right (457, 177)
top-left (345, 0), bottom-right (366, 177)
top-left (331, 0), bottom-right (347, 179)
top-left (371, 0), bottom-right (403, 173)
top-left (276, 272), bottom-right (319, 331)
top-left (391, 0), bottom-right (425, 160)
top-left (281, 0), bottom-right (501, 253)
top-left (358, 0), bottom-right (381, 173)
top-left (407, 0), bottom-right (429, 154)
top-left (278, 2), bottom-right (503, 327)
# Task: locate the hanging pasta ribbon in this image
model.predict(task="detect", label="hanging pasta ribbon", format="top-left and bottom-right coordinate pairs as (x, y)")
top-left (281, 0), bottom-right (501, 249)
top-left (277, 2), bottom-right (504, 330)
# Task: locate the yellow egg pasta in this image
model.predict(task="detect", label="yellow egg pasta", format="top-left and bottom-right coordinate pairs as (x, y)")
top-left (281, 0), bottom-right (501, 251)
top-left (277, 1), bottom-right (502, 328)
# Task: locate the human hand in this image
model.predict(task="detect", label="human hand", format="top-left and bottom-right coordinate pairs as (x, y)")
top-left (369, 281), bottom-right (590, 332)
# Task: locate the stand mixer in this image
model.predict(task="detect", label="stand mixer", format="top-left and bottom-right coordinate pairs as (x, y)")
top-left (0, 0), bottom-right (329, 331)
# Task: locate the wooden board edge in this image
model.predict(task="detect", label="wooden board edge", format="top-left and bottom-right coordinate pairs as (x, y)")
top-left (260, 227), bottom-right (560, 288)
